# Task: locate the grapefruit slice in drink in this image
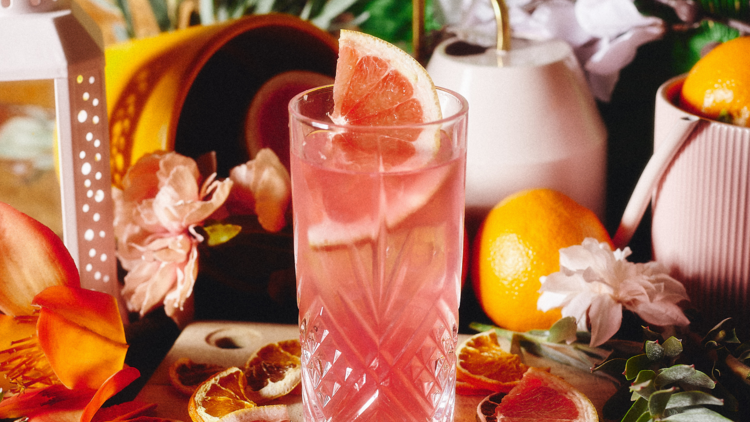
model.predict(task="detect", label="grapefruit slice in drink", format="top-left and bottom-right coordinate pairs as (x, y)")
top-left (298, 30), bottom-right (456, 247)
top-left (476, 367), bottom-right (599, 422)
top-left (330, 29), bottom-right (442, 170)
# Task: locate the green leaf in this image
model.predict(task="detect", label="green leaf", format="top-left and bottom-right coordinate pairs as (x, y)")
top-left (593, 357), bottom-right (627, 376)
top-left (643, 326), bottom-right (662, 342)
top-left (625, 354), bottom-right (652, 380)
top-left (663, 337), bottom-right (683, 358)
top-left (622, 397), bottom-right (649, 422)
top-left (633, 370), bottom-right (656, 385)
top-left (204, 223), bottom-right (242, 247)
top-left (635, 413), bottom-right (653, 422)
top-left (661, 407), bottom-right (733, 421)
top-left (630, 370), bottom-right (657, 400)
top-left (702, 318), bottom-right (741, 348)
top-left (648, 387), bottom-right (677, 419)
top-left (548, 316), bottom-right (578, 344)
top-left (655, 365), bottom-right (715, 390)
top-left (665, 391), bottom-right (725, 410)
top-left (645, 340), bottom-right (665, 361)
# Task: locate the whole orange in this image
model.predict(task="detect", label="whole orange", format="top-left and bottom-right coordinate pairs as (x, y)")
top-left (471, 189), bottom-right (612, 332)
top-left (680, 36), bottom-right (750, 127)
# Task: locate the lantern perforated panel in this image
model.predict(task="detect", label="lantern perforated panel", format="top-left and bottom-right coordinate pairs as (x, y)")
top-left (61, 65), bottom-right (118, 297)
top-left (0, 0), bottom-right (121, 308)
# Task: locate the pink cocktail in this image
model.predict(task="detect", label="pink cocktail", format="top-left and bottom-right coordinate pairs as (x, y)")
top-left (289, 85), bottom-right (468, 422)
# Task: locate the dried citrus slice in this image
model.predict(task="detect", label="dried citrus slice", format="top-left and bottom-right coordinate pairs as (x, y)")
top-left (330, 29), bottom-right (442, 169)
top-left (217, 404), bottom-right (290, 422)
top-left (188, 367), bottom-right (256, 422)
top-left (457, 331), bottom-right (529, 392)
top-left (476, 367), bottom-right (598, 421)
top-left (243, 339), bottom-right (301, 403)
top-left (169, 357), bottom-right (226, 396)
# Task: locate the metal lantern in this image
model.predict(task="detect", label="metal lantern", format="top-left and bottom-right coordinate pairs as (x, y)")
top-left (0, 0), bottom-right (119, 307)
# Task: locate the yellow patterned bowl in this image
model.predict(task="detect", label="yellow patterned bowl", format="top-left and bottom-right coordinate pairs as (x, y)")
top-left (105, 14), bottom-right (338, 186)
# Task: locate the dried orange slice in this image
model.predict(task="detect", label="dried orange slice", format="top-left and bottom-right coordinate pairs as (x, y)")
top-left (243, 339), bottom-right (301, 403)
top-left (477, 367), bottom-right (598, 421)
top-left (188, 367), bottom-right (256, 422)
top-left (169, 357), bottom-right (226, 396)
top-left (457, 331), bottom-right (529, 393)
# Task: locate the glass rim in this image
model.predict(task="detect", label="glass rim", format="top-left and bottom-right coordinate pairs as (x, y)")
top-left (288, 84), bottom-right (469, 131)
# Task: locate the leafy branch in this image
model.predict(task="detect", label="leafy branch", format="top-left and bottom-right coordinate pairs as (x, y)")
top-left (470, 317), bottom-right (640, 382)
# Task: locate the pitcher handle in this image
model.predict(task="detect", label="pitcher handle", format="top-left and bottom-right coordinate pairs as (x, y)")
top-left (613, 115), bottom-right (700, 249)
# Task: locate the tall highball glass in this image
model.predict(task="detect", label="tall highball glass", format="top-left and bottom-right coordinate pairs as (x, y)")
top-left (289, 85), bottom-right (468, 422)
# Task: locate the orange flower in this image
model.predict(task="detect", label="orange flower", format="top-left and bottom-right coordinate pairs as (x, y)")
top-left (0, 202), bottom-right (137, 421)
top-left (0, 202), bottom-right (79, 317)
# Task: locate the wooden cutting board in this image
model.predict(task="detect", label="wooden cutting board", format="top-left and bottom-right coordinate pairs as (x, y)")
top-left (136, 321), bottom-right (618, 421)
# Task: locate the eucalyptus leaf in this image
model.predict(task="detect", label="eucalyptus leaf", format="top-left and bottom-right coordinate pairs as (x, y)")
top-left (622, 397), bottom-right (649, 422)
top-left (625, 354), bottom-right (653, 380)
top-left (548, 316), bottom-right (578, 344)
top-left (632, 370), bottom-right (656, 385)
top-left (592, 357), bottom-right (627, 376)
top-left (663, 337), bottom-right (683, 358)
top-left (630, 372), bottom-right (657, 400)
top-left (643, 325), bottom-right (662, 342)
top-left (635, 413), bottom-right (653, 422)
top-left (665, 391), bottom-right (725, 410)
top-left (645, 340), bottom-right (665, 361)
top-left (518, 338), bottom-right (595, 372)
top-left (655, 365), bottom-right (715, 390)
top-left (661, 407), bottom-right (733, 421)
top-left (648, 387), bottom-right (677, 419)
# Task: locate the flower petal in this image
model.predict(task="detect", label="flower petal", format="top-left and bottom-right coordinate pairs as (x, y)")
top-left (34, 287), bottom-right (128, 390)
top-left (588, 295), bottom-right (623, 347)
top-left (227, 149), bottom-right (291, 232)
top-left (0, 202), bottom-right (80, 316)
top-left (80, 367), bottom-right (140, 422)
top-left (0, 368), bottom-right (139, 422)
top-left (0, 384), bottom-right (93, 420)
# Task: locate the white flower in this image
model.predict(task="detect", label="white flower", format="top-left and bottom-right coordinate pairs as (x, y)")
top-left (538, 238), bottom-right (690, 347)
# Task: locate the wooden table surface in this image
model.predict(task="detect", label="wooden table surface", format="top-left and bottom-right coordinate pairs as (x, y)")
top-left (136, 321), bottom-right (618, 421)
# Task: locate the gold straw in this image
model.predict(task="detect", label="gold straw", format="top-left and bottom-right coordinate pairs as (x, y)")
top-left (413, 0), bottom-right (425, 64)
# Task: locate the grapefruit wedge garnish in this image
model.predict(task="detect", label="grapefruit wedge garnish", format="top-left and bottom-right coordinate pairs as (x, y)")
top-left (477, 367), bottom-right (599, 422)
top-left (303, 30), bottom-right (452, 247)
top-left (329, 29), bottom-right (442, 170)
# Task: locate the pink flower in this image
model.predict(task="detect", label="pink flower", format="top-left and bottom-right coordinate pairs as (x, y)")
top-left (113, 152), bottom-right (232, 326)
top-left (537, 238), bottom-right (690, 347)
top-left (225, 148), bottom-right (291, 233)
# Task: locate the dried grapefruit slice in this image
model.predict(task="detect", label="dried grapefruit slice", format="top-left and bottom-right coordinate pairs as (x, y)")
top-left (330, 29), bottom-right (442, 169)
top-left (457, 331), bottom-right (529, 393)
top-left (243, 339), bottom-right (301, 403)
top-left (476, 367), bottom-right (598, 422)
